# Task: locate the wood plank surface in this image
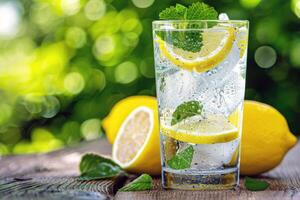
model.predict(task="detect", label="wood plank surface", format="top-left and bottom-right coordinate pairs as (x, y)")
top-left (0, 140), bottom-right (299, 200)
top-left (116, 143), bottom-right (300, 200)
top-left (0, 140), bottom-right (122, 200)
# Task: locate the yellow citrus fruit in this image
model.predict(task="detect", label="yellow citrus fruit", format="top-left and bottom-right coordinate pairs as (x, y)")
top-left (157, 27), bottom-right (235, 73)
top-left (161, 114), bottom-right (239, 144)
top-left (240, 100), bottom-right (297, 175)
top-left (102, 96), bottom-right (157, 144)
top-left (112, 105), bottom-right (161, 175)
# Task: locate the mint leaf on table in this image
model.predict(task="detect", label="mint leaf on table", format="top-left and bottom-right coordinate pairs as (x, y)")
top-left (157, 2), bottom-right (218, 52)
top-left (171, 100), bottom-right (203, 125)
top-left (79, 154), bottom-right (124, 180)
top-left (167, 145), bottom-right (194, 170)
top-left (119, 174), bottom-right (153, 192)
top-left (80, 154), bottom-right (121, 174)
top-left (244, 177), bottom-right (270, 191)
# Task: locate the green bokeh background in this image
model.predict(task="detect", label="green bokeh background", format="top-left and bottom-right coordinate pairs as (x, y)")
top-left (0, 0), bottom-right (299, 155)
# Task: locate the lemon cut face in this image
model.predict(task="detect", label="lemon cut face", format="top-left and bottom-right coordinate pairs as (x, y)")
top-left (157, 27), bottom-right (236, 73)
top-left (109, 97), bottom-right (161, 175)
top-left (161, 114), bottom-right (239, 144)
top-left (112, 106), bottom-right (153, 168)
top-left (102, 96), bottom-right (157, 144)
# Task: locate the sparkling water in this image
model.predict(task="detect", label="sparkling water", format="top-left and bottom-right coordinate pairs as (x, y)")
top-left (153, 20), bottom-right (249, 190)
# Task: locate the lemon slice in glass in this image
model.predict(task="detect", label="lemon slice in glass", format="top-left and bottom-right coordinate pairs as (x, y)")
top-left (157, 27), bottom-right (236, 73)
top-left (161, 114), bottom-right (239, 144)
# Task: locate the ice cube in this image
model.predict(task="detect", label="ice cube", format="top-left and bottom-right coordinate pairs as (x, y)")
top-left (191, 138), bottom-right (240, 170)
top-left (157, 70), bottom-right (209, 109)
top-left (200, 72), bottom-right (245, 116)
top-left (218, 13), bottom-right (229, 20)
top-left (200, 42), bottom-right (240, 87)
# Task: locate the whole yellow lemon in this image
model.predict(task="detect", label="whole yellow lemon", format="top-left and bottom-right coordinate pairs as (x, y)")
top-left (241, 100), bottom-right (297, 175)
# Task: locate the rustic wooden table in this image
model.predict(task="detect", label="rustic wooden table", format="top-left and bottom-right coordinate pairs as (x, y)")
top-left (0, 139), bottom-right (299, 200)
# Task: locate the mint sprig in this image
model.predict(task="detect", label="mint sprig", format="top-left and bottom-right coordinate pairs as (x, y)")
top-left (158, 3), bottom-right (218, 52)
top-left (79, 154), bottom-right (125, 180)
top-left (171, 100), bottom-right (203, 125)
top-left (167, 145), bottom-right (194, 170)
top-left (159, 3), bottom-right (218, 21)
top-left (244, 177), bottom-right (270, 191)
top-left (186, 2), bottom-right (218, 20)
top-left (119, 174), bottom-right (153, 192)
top-left (159, 4), bottom-right (187, 20)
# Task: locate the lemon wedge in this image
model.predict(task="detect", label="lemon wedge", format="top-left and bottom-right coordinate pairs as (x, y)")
top-left (161, 114), bottom-right (239, 144)
top-left (157, 27), bottom-right (236, 73)
top-left (112, 106), bottom-right (161, 175)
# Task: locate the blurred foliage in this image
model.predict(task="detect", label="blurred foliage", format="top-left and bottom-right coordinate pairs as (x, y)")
top-left (0, 0), bottom-right (299, 155)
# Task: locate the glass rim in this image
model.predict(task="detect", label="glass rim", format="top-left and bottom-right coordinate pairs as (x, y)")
top-left (152, 20), bottom-right (249, 30)
top-left (152, 20), bottom-right (249, 24)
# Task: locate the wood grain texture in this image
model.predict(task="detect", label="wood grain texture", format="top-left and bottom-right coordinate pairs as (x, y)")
top-left (0, 140), bottom-right (121, 200)
top-left (115, 143), bottom-right (300, 200)
top-left (0, 140), bottom-right (299, 200)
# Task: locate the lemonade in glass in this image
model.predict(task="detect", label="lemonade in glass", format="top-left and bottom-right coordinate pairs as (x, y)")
top-left (153, 19), bottom-right (249, 189)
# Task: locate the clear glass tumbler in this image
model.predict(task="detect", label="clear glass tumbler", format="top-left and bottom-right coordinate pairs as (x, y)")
top-left (152, 20), bottom-right (249, 190)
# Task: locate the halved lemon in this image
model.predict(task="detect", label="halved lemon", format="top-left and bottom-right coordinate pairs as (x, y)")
top-left (161, 114), bottom-right (239, 144)
top-left (112, 106), bottom-right (161, 175)
top-left (102, 96), bottom-right (157, 144)
top-left (157, 27), bottom-right (236, 73)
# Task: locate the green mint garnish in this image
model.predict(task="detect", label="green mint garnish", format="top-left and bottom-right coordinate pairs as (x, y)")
top-left (119, 174), bottom-right (153, 192)
top-left (244, 177), bottom-right (270, 191)
top-left (171, 100), bottom-right (203, 125)
top-left (185, 2), bottom-right (218, 20)
top-left (167, 145), bottom-right (194, 170)
top-left (158, 3), bottom-right (218, 52)
top-left (159, 3), bottom-right (218, 21)
top-left (159, 4), bottom-right (187, 20)
top-left (79, 154), bottom-right (125, 180)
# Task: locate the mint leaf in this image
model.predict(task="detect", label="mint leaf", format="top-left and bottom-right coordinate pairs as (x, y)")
top-left (158, 3), bottom-right (218, 52)
top-left (159, 3), bottom-right (218, 21)
top-left (167, 145), bottom-right (194, 170)
top-left (244, 177), bottom-right (270, 191)
top-left (160, 30), bottom-right (203, 53)
top-left (171, 101), bottom-right (202, 125)
top-left (79, 154), bottom-right (124, 180)
top-left (159, 4), bottom-right (187, 20)
top-left (80, 154), bottom-right (121, 173)
top-left (186, 2), bottom-right (218, 20)
top-left (119, 174), bottom-right (153, 192)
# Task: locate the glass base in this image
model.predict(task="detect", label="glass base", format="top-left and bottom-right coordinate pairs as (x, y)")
top-left (162, 167), bottom-right (239, 190)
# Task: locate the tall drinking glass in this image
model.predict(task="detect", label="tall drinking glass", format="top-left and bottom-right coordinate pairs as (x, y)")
top-left (152, 20), bottom-right (249, 190)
